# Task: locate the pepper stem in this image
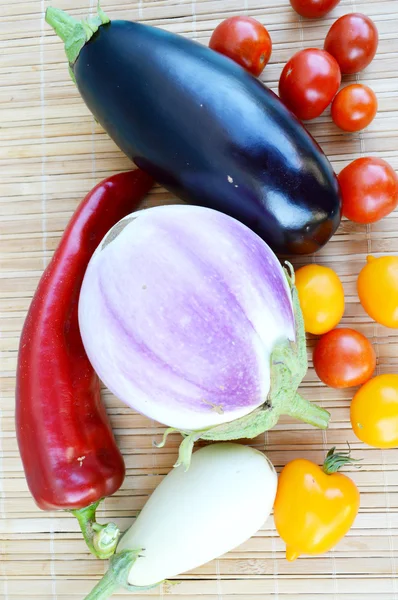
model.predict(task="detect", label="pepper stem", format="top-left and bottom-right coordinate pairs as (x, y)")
top-left (323, 445), bottom-right (361, 475)
top-left (71, 501), bottom-right (120, 560)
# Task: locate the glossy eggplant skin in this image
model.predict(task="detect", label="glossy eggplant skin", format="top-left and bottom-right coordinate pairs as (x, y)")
top-left (74, 20), bottom-right (341, 255)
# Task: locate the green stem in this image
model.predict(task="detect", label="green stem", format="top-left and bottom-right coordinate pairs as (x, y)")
top-left (45, 7), bottom-right (78, 42)
top-left (283, 393), bottom-right (330, 430)
top-left (84, 549), bottom-right (155, 600)
top-left (153, 427), bottom-right (179, 448)
top-left (323, 445), bottom-right (361, 475)
top-left (71, 501), bottom-right (120, 560)
top-left (84, 566), bottom-right (120, 600)
top-left (174, 431), bottom-right (203, 470)
top-left (45, 3), bottom-right (110, 68)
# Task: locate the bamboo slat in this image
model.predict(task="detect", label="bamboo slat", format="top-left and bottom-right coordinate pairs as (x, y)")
top-left (1, 0), bottom-right (398, 599)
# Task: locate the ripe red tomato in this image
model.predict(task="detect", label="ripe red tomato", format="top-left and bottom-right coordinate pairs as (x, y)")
top-left (331, 84), bottom-right (377, 132)
top-left (289, 0), bottom-right (340, 19)
top-left (313, 328), bottom-right (376, 389)
top-left (324, 13), bottom-right (378, 74)
top-left (209, 17), bottom-right (272, 77)
top-left (339, 157), bottom-right (398, 224)
top-left (279, 49), bottom-right (341, 120)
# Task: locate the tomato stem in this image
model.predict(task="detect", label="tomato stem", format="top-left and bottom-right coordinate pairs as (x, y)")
top-left (323, 445), bottom-right (361, 475)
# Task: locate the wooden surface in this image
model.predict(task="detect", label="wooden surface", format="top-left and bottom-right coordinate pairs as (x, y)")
top-left (1, 0), bottom-right (398, 598)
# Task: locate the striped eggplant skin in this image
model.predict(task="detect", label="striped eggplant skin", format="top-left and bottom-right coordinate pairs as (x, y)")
top-left (78, 205), bottom-right (295, 431)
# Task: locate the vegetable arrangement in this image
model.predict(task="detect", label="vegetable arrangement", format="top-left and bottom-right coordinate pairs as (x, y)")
top-left (279, 6), bottom-right (379, 131)
top-left (45, 4), bottom-right (341, 256)
top-left (84, 443), bottom-right (277, 598)
top-left (13, 0), bottom-right (398, 596)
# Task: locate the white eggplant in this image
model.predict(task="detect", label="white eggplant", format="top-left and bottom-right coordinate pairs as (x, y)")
top-left (84, 443), bottom-right (277, 599)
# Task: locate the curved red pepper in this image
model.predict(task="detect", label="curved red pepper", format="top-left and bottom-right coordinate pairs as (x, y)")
top-left (16, 170), bottom-right (153, 557)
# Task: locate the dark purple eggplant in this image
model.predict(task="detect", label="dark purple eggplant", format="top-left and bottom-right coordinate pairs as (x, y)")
top-left (46, 5), bottom-right (341, 255)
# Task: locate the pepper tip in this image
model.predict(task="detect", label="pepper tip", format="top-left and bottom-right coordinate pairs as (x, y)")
top-left (286, 546), bottom-right (300, 561)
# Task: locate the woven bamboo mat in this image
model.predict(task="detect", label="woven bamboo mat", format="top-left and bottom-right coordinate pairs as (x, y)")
top-left (1, 0), bottom-right (398, 598)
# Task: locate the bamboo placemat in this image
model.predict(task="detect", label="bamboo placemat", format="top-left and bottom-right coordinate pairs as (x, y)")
top-left (1, 0), bottom-right (398, 598)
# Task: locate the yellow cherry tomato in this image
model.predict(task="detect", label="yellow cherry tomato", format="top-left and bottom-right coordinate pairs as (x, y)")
top-left (351, 374), bottom-right (398, 448)
top-left (274, 449), bottom-right (360, 561)
top-left (295, 264), bottom-right (345, 335)
top-left (357, 255), bottom-right (398, 328)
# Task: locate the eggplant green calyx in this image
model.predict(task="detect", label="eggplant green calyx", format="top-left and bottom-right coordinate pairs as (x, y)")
top-left (45, 2), bottom-right (109, 78)
top-left (83, 549), bottom-right (162, 600)
top-left (71, 500), bottom-right (120, 560)
top-left (156, 264), bottom-right (331, 471)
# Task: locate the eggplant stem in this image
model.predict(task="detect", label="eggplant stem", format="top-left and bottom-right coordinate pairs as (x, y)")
top-left (71, 501), bottom-right (120, 560)
top-left (83, 550), bottom-right (136, 600)
top-left (83, 565), bottom-right (120, 600)
top-left (45, 3), bottom-right (110, 68)
top-left (284, 393), bottom-right (329, 429)
top-left (153, 427), bottom-right (178, 448)
top-left (174, 431), bottom-right (203, 471)
top-left (44, 7), bottom-right (78, 43)
top-left (84, 549), bottom-right (160, 600)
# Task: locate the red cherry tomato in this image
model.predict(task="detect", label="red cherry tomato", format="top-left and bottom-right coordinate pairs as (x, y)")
top-left (331, 84), bottom-right (377, 132)
top-left (339, 157), bottom-right (398, 224)
top-left (324, 13), bottom-right (378, 74)
top-left (209, 17), bottom-right (272, 77)
top-left (279, 49), bottom-right (341, 120)
top-left (289, 0), bottom-right (340, 19)
top-left (313, 328), bottom-right (376, 389)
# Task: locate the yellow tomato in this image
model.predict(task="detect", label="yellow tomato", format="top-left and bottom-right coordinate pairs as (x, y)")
top-left (351, 374), bottom-right (398, 448)
top-left (295, 264), bottom-right (345, 335)
top-left (274, 450), bottom-right (360, 561)
top-left (357, 255), bottom-right (398, 329)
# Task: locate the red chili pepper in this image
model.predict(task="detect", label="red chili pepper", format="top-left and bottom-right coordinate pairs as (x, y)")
top-left (16, 170), bottom-right (153, 558)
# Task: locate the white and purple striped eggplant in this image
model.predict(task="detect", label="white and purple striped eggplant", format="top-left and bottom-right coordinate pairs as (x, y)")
top-left (79, 205), bottom-right (329, 467)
